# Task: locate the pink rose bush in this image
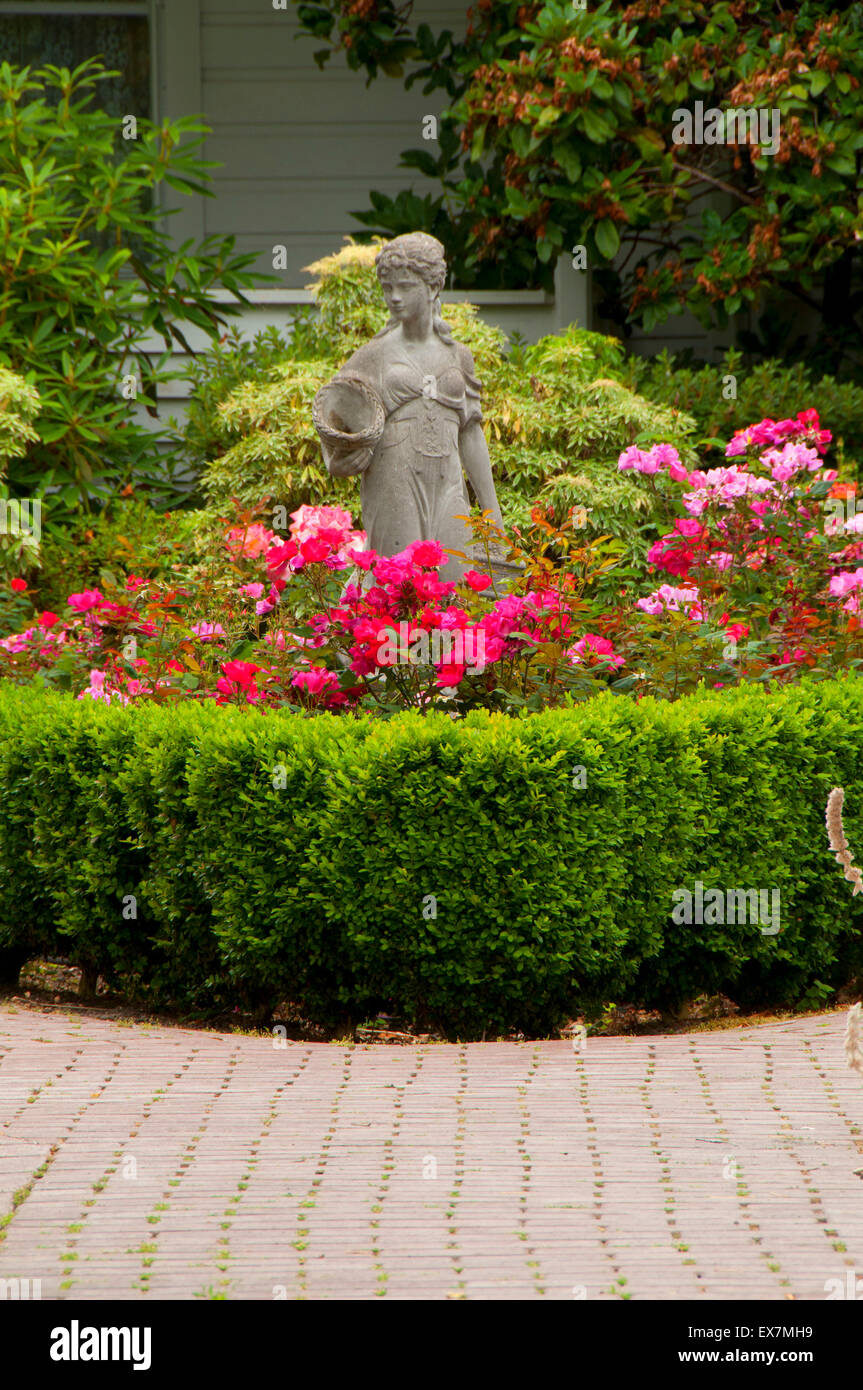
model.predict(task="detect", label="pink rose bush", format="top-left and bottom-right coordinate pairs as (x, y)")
top-left (1, 408), bottom-right (861, 711)
top-left (607, 408), bottom-right (863, 695)
top-left (0, 502), bottom-right (623, 712)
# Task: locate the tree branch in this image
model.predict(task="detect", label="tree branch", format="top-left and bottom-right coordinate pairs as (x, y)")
top-left (670, 159), bottom-right (759, 207)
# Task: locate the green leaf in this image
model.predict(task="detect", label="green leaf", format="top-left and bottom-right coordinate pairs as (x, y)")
top-left (553, 140), bottom-right (582, 183)
top-left (227, 640), bottom-right (257, 662)
top-left (825, 155), bottom-right (855, 176)
top-left (581, 109), bottom-right (613, 143)
top-left (594, 219), bottom-right (620, 260)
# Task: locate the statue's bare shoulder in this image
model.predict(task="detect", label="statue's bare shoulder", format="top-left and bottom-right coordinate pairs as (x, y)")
top-left (334, 338), bottom-right (387, 388)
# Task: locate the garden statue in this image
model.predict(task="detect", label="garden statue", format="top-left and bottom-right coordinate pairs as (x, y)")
top-left (312, 232), bottom-right (509, 582)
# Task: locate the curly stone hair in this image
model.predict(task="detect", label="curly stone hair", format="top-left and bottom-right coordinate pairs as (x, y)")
top-left (373, 232), bottom-right (455, 345)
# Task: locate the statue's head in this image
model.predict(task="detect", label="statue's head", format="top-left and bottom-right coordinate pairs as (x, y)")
top-left (375, 232), bottom-right (447, 296)
top-left (374, 233), bottom-right (453, 343)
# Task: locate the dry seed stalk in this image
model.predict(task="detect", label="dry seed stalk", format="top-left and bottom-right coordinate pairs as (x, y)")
top-left (826, 786), bottom-right (863, 895)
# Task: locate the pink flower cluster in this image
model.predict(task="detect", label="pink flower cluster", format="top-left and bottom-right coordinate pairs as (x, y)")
top-left (224, 506), bottom-right (368, 615)
top-left (636, 584), bottom-right (703, 617)
top-left (682, 466), bottom-right (777, 517)
top-left (289, 504), bottom-right (366, 559)
top-left (759, 441), bottom-right (822, 483)
top-left (618, 443), bottom-right (690, 481)
top-left (0, 584), bottom-right (156, 664)
top-left (272, 532), bottom-right (624, 691)
top-left (646, 518), bottom-right (706, 578)
top-left (725, 410), bottom-right (832, 458)
top-left (828, 568), bottom-right (863, 612)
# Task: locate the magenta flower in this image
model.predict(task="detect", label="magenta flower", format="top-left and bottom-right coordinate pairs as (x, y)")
top-left (291, 667), bottom-right (338, 697)
top-left (67, 589), bottom-right (103, 613)
top-left (463, 570), bottom-right (493, 592)
top-left (569, 633), bottom-right (625, 669)
top-left (410, 539), bottom-right (447, 568)
top-left (829, 570), bottom-right (863, 598)
top-left (299, 537), bottom-right (331, 564)
top-left (220, 660), bottom-right (262, 688)
top-left (618, 445), bottom-right (649, 472)
top-left (435, 662), bottom-right (467, 688)
top-left (649, 443), bottom-right (682, 470)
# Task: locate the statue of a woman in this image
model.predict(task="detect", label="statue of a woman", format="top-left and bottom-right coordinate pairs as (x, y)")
top-left (312, 233), bottom-right (506, 582)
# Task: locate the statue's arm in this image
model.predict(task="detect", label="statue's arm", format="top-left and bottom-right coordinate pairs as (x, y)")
top-left (460, 419), bottom-right (505, 530)
top-left (314, 347), bottom-right (383, 477)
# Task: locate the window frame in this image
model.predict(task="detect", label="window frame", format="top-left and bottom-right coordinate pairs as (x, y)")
top-left (0, 5), bottom-right (150, 15)
top-left (0, 1), bottom-right (206, 243)
top-left (0, 1), bottom-right (157, 123)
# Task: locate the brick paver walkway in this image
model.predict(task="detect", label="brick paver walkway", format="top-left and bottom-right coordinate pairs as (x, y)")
top-left (1, 1003), bottom-right (861, 1300)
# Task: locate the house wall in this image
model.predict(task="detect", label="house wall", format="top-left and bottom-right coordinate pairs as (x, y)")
top-left (146, 0), bottom-right (726, 432)
top-left (198, 0), bottom-right (472, 283)
top-left (147, 0), bottom-right (577, 428)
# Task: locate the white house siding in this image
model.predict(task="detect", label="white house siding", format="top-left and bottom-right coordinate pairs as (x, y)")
top-left (197, 0), bottom-right (472, 283)
top-left (147, 0), bottom-right (570, 426)
top-left (145, 0), bottom-right (723, 432)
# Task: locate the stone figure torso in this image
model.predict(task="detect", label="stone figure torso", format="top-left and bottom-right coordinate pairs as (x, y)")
top-left (313, 232), bottom-right (508, 584)
top-left (322, 328), bottom-right (484, 581)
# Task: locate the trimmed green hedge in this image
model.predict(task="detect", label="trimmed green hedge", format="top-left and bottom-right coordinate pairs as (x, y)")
top-left (1, 679), bottom-right (862, 1034)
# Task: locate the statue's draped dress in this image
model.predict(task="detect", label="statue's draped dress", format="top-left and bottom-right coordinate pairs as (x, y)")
top-left (319, 335), bottom-right (483, 581)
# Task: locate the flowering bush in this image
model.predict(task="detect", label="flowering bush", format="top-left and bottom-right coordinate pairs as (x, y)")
top-left (2, 408), bottom-right (861, 713)
top-left (606, 408), bottom-right (863, 698)
top-left (0, 501), bottom-right (623, 714)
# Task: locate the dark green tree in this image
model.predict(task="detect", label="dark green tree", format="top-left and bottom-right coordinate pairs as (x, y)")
top-left (297, 1), bottom-right (863, 372)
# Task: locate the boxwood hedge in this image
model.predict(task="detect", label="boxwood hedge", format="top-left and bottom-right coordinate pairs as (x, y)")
top-left (0, 677), bottom-right (861, 1034)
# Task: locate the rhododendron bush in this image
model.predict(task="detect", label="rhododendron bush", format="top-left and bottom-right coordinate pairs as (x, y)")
top-left (1, 410), bottom-right (861, 713)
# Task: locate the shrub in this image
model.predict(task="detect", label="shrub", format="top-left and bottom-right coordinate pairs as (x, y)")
top-left (114, 701), bottom-right (245, 1008)
top-left (33, 497), bottom-right (201, 615)
top-left (23, 699), bottom-right (149, 996)
top-left (0, 57), bottom-right (261, 518)
top-left (182, 325), bottom-right (296, 471)
top-left (1, 677), bottom-right (862, 1032)
top-left (0, 687), bottom-right (57, 982)
top-left (0, 365), bottom-right (40, 480)
top-left (632, 677), bottom-right (863, 1009)
top-left (0, 367), bottom-right (41, 584)
top-left (298, 1), bottom-right (863, 372)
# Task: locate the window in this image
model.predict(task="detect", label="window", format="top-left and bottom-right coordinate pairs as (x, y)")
top-left (0, 2), bottom-right (152, 120)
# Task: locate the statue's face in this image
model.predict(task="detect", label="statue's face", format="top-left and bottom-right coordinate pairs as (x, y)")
top-left (379, 268), bottom-right (434, 321)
